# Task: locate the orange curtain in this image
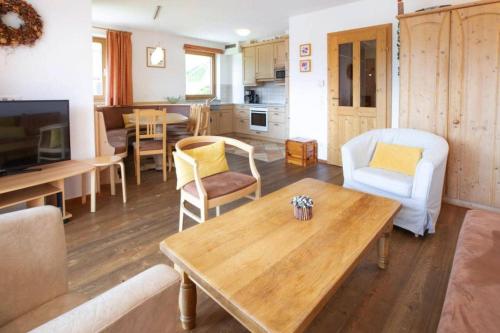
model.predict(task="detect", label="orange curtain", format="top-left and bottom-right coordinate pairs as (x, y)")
top-left (106, 30), bottom-right (133, 106)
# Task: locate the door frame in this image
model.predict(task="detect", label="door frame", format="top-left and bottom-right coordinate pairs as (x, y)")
top-left (327, 24), bottom-right (393, 166)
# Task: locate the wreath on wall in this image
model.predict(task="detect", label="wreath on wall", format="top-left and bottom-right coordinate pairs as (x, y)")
top-left (0, 0), bottom-right (43, 47)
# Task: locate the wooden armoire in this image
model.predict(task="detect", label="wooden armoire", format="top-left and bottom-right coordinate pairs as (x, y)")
top-left (399, 0), bottom-right (500, 210)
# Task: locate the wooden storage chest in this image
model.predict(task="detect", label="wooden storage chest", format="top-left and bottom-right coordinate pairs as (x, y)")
top-left (286, 138), bottom-right (318, 167)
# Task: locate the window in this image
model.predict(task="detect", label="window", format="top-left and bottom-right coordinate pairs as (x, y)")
top-left (185, 51), bottom-right (216, 100)
top-left (92, 37), bottom-right (106, 102)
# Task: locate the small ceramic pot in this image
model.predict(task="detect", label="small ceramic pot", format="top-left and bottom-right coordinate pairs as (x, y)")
top-left (294, 206), bottom-right (313, 221)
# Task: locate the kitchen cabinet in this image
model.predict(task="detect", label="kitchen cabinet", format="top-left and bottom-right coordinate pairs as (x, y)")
top-left (243, 47), bottom-right (257, 86)
top-left (218, 110), bottom-right (233, 134)
top-left (210, 105), bottom-right (233, 135)
top-left (242, 38), bottom-right (289, 85)
top-left (256, 44), bottom-right (275, 80)
top-left (232, 105), bottom-right (288, 142)
top-left (268, 122), bottom-right (287, 140)
top-left (274, 41), bottom-right (288, 68)
top-left (398, 1), bottom-right (500, 209)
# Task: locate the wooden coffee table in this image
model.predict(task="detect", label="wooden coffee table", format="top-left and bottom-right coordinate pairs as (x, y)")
top-left (160, 178), bottom-right (401, 333)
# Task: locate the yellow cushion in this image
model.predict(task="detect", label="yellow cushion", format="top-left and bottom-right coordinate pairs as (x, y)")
top-left (174, 141), bottom-right (229, 190)
top-left (122, 113), bottom-right (136, 129)
top-left (369, 142), bottom-right (423, 176)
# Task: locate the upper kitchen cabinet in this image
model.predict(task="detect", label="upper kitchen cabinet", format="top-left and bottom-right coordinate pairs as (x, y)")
top-left (256, 43), bottom-right (275, 80)
top-left (274, 40), bottom-right (288, 68)
top-left (242, 37), bottom-right (289, 86)
top-left (243, 46), bottom-right (257, 86)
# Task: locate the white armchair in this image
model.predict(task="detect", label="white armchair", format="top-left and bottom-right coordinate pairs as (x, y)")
top-left (342, 129), bottom-right (449, 236)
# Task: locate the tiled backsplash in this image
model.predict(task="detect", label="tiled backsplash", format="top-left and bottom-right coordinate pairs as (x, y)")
top-left (248, 82), bottom-right (286, 104)
top-left (220, 84), bottom-right (233, 102)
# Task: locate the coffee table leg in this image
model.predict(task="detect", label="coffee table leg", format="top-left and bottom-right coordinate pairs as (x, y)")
top-left (378, 232), bottom-right (391, 269)
top-left (179, 271), bottom-right (197, 330)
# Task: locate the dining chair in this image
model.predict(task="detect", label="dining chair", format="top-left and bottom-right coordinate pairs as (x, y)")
top-left (173, 136), bottom-right (261, 232)
top-left (167, 104), bottom-right (204, 172)
top-left (133, 108), bottom-right (168, 185)
top-left (198, 105), bottom-right (211, 136)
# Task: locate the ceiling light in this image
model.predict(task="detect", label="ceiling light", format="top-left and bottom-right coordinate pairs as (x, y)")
top-left (236, 29), bottom-right (251, 37)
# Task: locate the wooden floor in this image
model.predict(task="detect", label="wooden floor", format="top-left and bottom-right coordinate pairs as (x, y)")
top-left (65, 154), bottom-right (467, 333)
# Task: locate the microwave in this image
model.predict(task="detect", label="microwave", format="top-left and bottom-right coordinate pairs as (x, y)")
top-left (275, 68), bottom-right (286, 80)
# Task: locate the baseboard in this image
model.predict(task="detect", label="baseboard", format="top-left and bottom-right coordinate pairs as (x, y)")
top-left (443, 197), bottom-right (500, 213)
top-left (229, 132), bottom-right (285, 144)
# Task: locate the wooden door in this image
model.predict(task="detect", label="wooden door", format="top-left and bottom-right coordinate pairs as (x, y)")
top-left (256, 44), bottom-right (274, 80)
top-left (447, 2), bottom-right (500, 207)
top-left (243, 47), bottom-right (256, 86)
top-left (274, 41), bottom-right (288, 68)
top-left (399, 12), bottom-right (450, 137)
top-left (327, 24), bottom-right (392, 166)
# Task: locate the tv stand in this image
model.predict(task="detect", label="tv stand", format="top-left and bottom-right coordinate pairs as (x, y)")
top-left (0, 160), bottom-right (96, 219)
top-left (0, 167), bottom-right (42, 177)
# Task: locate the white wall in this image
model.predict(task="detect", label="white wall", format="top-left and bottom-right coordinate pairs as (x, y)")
top-left (0, 0), bottom-right (94, 198)
top-left (128, 29), bottom-right (225, 102)
top-left (231, 53), bottom-right (244, 104)
top-left (289, 0), bottom-right (475, 160)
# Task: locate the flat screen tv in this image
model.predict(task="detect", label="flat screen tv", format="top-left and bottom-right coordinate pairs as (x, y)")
top-left (0, 100), bottom-right (70, 175)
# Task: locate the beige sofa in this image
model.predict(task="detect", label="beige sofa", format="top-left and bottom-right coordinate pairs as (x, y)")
top-left (0, 206), bottom-right (180, 333)
top-left (437, 210), bottom-right (500, 332)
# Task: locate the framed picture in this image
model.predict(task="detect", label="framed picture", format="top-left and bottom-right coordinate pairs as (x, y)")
top-left (300, 43), bottom-right (311, 57)
top-left (300, 59), bottom-right (311, 72)
top-left (146, 47), bottom-right (166, 68)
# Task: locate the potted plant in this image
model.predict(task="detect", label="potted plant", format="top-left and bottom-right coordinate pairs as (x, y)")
top-left (291, 195), bottom-right (314, 221)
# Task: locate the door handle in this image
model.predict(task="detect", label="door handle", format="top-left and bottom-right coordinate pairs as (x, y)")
top-left (452, 120), bottom-right (460, 125)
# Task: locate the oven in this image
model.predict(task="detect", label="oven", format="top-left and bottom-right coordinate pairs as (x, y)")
top-left (250, 107), bottom-right (268, 132)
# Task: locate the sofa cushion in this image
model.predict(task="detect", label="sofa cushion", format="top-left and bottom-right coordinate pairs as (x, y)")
top-left (0, 293), bottom-right (87, 333)
top-left (369, 142), bottom-right (423, 176)
top-left (437, 210), bottom-right (500, 333)
top-left (107, 129), bottom-right (128, 154)
top-left (352, 167), bottom-right (413, 197)
top-left (183, 171), bottom-right (256, 199)
top-left (96, 106), bottom-right (133, 130)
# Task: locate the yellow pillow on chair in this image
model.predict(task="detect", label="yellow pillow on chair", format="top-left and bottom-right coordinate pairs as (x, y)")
top-left (369, 142), bottom-right (423, 176)
top-left (174, 141), bottom-right (229, 190)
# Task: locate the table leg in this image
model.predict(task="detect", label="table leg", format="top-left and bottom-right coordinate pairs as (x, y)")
top-left (110, 165), bottom-right (116, 196)
top-left (118, 161), bottom-right (127, 203)
top-left (378, 231), bottom-right (391, 269)
top-left (90, 169), bottom-right (96, 213)
top-left (81, 173), bottom-right (87, 205)
top-left (179, 271), bottom-right (197, 330)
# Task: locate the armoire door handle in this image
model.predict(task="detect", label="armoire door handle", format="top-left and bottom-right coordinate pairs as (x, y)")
top-left (452, 120), bottom-right (460, 125)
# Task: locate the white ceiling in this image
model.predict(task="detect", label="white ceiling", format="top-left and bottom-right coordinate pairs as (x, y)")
top-left (92, 0), bottom-right (359, 44)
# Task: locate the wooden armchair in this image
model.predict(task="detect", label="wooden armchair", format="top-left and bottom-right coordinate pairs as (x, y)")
top-left (133, 108), bottom-right (167, 185)
top-left (173, 136), bottom-right (261, 231)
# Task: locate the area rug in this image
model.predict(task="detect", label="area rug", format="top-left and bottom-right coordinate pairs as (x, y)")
top-left (225, 134), bottom-right (285, 163)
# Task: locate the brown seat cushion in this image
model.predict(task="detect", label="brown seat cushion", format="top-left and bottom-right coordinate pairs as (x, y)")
top-left (437, 210), bottom-right (500, 333)
top-left (133, 140), bottom-right (164, 151)
top-left (183, 171), bottom-right (256, 199)
top-left (107, 129), bottom-right (128, 154)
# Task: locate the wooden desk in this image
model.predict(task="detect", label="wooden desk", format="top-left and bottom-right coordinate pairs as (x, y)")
top-left (0, 160), bottom-right (96, 219)
top-left (161, 178), bottom-right (401, 332)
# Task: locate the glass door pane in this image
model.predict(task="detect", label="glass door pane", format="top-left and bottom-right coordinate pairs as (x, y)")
top-left (339, 43), bottom-right (353, 107)
top-left (360, 40), bottom-right (376, 107)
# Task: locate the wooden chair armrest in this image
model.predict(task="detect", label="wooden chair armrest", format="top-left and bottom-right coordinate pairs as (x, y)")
top-left (222, 138), bottom-right (261, 182)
